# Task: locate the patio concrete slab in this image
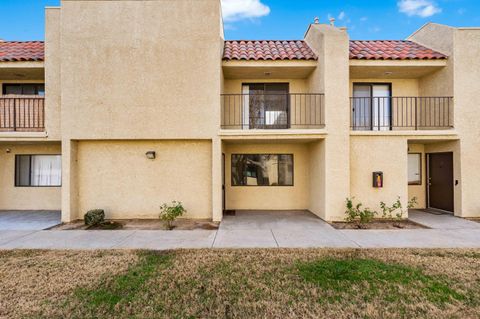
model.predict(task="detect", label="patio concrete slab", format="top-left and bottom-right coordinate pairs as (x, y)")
top-left (220, 210), bottom-right (332, 231)
top-left (0, 230), bottom-right (136, 249)
top-left (409, 210), bottom-right (480, 229)
top-left (213, 229), bottom-right (278, 248)
top-left (0, 210), bottom-right (61, 230)
top-left (114, 230), bottom-right (217, 249)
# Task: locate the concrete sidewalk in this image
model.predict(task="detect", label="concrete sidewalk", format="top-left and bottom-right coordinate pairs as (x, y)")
top-left (1, 228), bottom-right (479, 250)
top-left (0, 211), bottom-right (479, 250)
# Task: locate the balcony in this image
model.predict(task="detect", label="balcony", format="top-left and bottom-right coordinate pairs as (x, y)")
top-left (350, 97), bottom-right (453, 131)
top-left (0, 96), bottom-right (45, 132)
top-left (221, 93), bottom-right (325, 130)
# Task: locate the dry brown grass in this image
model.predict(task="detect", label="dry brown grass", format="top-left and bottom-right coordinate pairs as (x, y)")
top-left (1, 249), bottom-right (479, 319)
top-left (0, 250), bottom-right (138, 318)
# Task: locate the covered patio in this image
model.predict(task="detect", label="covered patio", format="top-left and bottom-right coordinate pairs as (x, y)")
top-left (0, 210), bottom-right (61, 230)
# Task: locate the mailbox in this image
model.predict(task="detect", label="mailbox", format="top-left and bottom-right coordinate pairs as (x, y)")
top-left (373, 172), bottom-right (383, 188)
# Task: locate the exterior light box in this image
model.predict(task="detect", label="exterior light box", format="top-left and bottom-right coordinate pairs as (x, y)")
top-left (373, 172), bottom-right (383, 188)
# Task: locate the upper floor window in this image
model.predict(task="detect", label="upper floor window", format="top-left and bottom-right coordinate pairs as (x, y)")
top-left (242, 83), bottom-right (289, 129)
top-left (2, 84), bottom-right (45, 96)
top-left (352, 83), bottom-right (391, 131)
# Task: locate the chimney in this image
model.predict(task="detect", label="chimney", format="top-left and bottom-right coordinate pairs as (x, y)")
top-left (329, 17), bottom-right (335, 26)
top-left (314, 17), bottom-right (319, 24)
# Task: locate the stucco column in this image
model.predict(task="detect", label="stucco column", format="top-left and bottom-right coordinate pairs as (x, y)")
top-left (212, 137), bottom-right (223, 222)
top-left (306, 24), bottom-right (350, 221)
top-left (61, 139), bottom-right (78, 222)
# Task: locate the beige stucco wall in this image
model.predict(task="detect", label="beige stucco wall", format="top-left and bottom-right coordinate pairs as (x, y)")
top-left (308, 140), bottom-right (325, 217)
top-left (56, 0), bottom-right (223, 140)
top-left (76, 140), bottom-right (212, 220)
top-left (224, 142), bottom-right (310, 210)
top-left (0, 143), bottom-right (61, 210)
top-left (452, 29), bottom-right (480, 217)
top-left (45, 7), bottom-right (62, 140)
top-left (306, 24), bottom-right (350, 221)
top-left (410, 23), bottom-right (480, 217)
top-left (350, 136), bottom-right (409, 216)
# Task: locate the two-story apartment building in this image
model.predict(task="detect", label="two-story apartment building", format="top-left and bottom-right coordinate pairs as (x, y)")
top-left (1, 0), bottom-right (479, 223)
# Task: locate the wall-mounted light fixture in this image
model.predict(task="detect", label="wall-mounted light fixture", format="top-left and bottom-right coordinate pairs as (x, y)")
top-left (5, 148), bottom-right (11, 154)
top-left (145, 151), bottom-right (156, 160)
top-left (373, 171), bottom-right (383, 188)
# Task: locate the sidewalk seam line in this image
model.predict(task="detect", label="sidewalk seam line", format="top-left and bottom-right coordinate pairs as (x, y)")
top-left (211, 230), bottom-right (219, 248)
top-left (111, 231), bottom-right (138, 248)
top-left (270, 229), bottom-right (279, 248)
top-left (0, 230), bottom-right (39, 247)
top-left (337, 230), bottom-right (362, 248)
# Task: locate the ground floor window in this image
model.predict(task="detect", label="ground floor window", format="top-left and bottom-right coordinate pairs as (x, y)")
top-left (231, 154), bottom-right (293, 186)
top-left (408, 153), bottom-right (422, 185)
top-left (15, 155), bottom-right (62, 187)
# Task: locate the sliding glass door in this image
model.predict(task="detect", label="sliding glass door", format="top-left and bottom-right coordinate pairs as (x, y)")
top-left (352, 84), bottom-right (391, 131)
top-left (242, 83), bottom-right (289, 129)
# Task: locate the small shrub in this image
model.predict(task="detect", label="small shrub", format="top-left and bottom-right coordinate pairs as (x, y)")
top-left (380, 197), bottom-right (418, 220)
top-left (84, 209), bottom-right (105, 226)
top-left (159, 201), bottom-right (186, 230)
top-left (345, 198), bottom-right (377, 228)
top-left (345, 197), bottom-right (362, 223)
top-left (359, 208), bottom-right (376, 225)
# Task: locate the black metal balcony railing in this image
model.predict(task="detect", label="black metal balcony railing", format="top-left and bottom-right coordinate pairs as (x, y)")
top-left (0, 96), bottom-right (45, 132)
top-left (221, 93), bottom-right (325, 129)
top-left (350, 97), bottom-right (453, 130)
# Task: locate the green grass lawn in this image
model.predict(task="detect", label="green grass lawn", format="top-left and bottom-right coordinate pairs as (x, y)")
top-left (1, 249), bottom-right (479, 318)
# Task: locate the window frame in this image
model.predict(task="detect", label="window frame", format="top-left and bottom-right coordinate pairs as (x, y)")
top-left (2, 83), bottom-right (45, 96)
top-left (352, 82), bottom-right (392, 130)
top-left (14, 154), bottom-right (62, 188)
top-left (408, 152), bottom-right (422, 185)
top-left (231, 153), bottom-right (294, 187)
top-left (242, 82), bottom-right (291, 129)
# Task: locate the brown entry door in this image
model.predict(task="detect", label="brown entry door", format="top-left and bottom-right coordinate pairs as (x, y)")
top-left (428, 152), bottom-right (454, 212)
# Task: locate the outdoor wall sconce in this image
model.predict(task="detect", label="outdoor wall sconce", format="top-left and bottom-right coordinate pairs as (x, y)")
top-left (5, 148), bottom-right (11, 153)
top-left (145, 151), bottom-right (156, 160)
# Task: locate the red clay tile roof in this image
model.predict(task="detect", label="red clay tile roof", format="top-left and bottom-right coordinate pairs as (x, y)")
top-left (0, 41), bottom-right (44, 62)
top-left (349, 40), bottom-right (447, 60)
top-left (223, 40), bottom-right (317, 61)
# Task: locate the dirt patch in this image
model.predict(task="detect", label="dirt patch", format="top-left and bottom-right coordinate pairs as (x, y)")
top-left (52, 219), bottom-right (219, 231)
top-left (0, 250), bottom-right (138, 319)
top-left (466, 218), bottom-right (480, 224)
top-left (331, 219), bottom-right (427, 229)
